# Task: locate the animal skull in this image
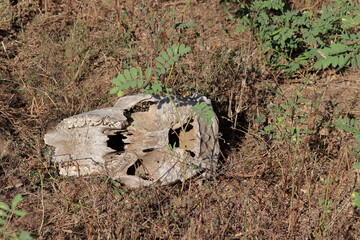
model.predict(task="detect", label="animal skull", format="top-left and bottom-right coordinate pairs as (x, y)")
top-left (44, 94), bottom-right (219, 188)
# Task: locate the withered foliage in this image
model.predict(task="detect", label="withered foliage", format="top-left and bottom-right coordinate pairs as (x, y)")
top-left (0, 0), bottom-right (359, 239)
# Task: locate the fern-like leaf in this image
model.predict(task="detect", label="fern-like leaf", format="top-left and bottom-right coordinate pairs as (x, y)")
top-left (110, 67), bottom-right (152, 96)
top-left (352, 192), bottom-right (360, 207)
top-left (335, 118), bottom-right (359, 134)
top-left (155, 44), bottom-right (191, 74)
top-left (141, 79), bottom-right (163, 95)
top-left (192, 102), bottom-right (215, 125)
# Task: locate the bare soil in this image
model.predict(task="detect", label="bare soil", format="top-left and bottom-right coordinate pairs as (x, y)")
top-left (1, 0), bottom-right (359, 239)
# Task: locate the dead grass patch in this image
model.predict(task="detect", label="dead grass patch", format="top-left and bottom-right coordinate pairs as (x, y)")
top-left (0, 0), bottom-right (359, 239)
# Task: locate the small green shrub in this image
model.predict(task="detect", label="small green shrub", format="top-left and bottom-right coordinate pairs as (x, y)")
top-left (317, 177), bottom-right (333, 236)
top-left (335, 117), bottom-right (360, 207)
top-left (234, 0), bottom-right (360, 72)
top-left (110, 43), bottom-right (215, 125)
top-left (335, 118), bottom-right (360, 161)
top-left (0, 194), bottom-right (33, 240)
top-left (258, 88), bottom-right (313, 145)
top-left (110, 44), bottom-right (191, 97)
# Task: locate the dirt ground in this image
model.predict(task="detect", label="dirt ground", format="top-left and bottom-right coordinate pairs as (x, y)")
top-left (1, 0), bottom-right (360, 239)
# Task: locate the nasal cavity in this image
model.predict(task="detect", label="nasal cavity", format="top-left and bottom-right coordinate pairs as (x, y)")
top-left (107, 131), bottom-right (127, 152)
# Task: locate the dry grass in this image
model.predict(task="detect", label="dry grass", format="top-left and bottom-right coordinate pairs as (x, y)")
top-left (1, 0), bottom-right (360, 239)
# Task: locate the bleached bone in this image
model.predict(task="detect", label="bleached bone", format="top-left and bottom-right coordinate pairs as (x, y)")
top-left (44, 94), bottom-right (219, 188)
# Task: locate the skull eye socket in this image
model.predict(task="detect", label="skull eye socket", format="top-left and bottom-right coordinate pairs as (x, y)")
top-left (126, 159), bottom-right (143, 175)
top-left (126, 159), bottom-right (153, 181)
top-left (168, 122), bottom-right (194, 149)
top-left (168, 120), bottom-right (196, 158)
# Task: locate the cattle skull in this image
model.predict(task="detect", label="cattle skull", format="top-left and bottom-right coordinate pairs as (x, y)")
top-left (44, 94), bottom-right (219, 188)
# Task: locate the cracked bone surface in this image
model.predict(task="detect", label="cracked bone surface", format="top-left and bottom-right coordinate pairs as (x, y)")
top-left (44, 94), bottom-right (219, 188)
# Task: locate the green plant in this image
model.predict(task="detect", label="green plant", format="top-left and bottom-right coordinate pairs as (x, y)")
top-left (335, 117), bottom-right (360, 207)
top-left (317, 177), bottom-right (333, 237)
top-left (172, 20), bottom-right (197, 30)
top-left (0, 194), bottom-right (33, 240)
top-left (234, 0), bottom-right (360, 73)
top-left (335, 118), bottom-right (360, 157)
top-left (110, 43), bottom-right (215, 125)
top-left (110, 43), bottom-right (190, 96)
top-left (258, 88), bottom-right (313, 145)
